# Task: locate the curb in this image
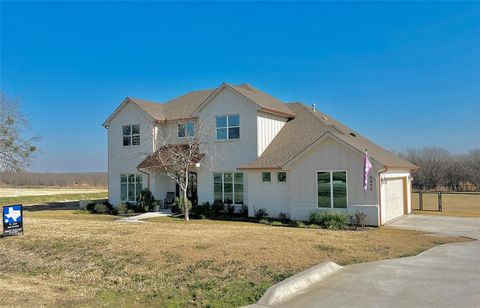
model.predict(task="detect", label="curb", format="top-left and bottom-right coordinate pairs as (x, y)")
top-left (257, 261), bottom-right (343, 306)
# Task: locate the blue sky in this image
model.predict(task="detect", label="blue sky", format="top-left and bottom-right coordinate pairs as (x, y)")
top-left (1, 1), bottom-right (479, 172)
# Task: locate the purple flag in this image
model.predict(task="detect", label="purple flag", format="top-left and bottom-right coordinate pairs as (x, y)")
top-left (364, 151), bottom-right (372, 191)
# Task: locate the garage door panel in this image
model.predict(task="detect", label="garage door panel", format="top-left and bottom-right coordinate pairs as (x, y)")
top-left (385, 178), bottom-right (405, 223)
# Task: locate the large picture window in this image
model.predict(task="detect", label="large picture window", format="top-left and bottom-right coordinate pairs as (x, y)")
top-left (120, 174), bottom-right (143, 202)
top-left (317, 171), bottom-right (347, 208)
top-left (216, 114), bottom-right (240, 140)
top-left (123, 124), bottom-right (140, 146)
top-left (178, 122), bottom-right (195, 138)
top-left (213, 172), bottom-right (244, 204)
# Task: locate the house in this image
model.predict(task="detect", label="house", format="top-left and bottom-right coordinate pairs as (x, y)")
top-left (102, 83), bottom-right (417, 226)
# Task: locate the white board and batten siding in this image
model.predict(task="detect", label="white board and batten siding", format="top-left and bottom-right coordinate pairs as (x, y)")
top-left (107, 102), bottom-right (155, 205)
top-left (256, 112), bottom-right (288, 157)
top-left (288, 136), bottom-right (382, 226)
top-left (246, 171), bottom-right (291, 218)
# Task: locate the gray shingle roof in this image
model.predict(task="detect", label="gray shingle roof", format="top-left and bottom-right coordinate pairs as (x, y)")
top-left (238, 103), bottom-right (417, 170)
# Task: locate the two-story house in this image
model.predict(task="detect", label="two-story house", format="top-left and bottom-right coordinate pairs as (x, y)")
top-left (103, 83), bottom-right (417, 226)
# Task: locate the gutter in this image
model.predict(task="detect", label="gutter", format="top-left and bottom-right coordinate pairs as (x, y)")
top-left (377, 166), bottom-right (388, 226)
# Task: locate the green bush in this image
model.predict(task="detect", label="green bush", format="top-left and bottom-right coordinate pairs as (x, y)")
top-left (239, 204), bottom-right (248, 217)
top-left (137, 188), bottom-right (155, 211)
top-left (173, 197), bottom-right (192, 215)
top-left (226, 204), bottom-right (235, 216)
top-left (191, 202), bottom-right (211, 219)
top-left (278, 212), bottom-right (289, 223)
top-left (271, 221), bottom-right (284, 226)
top-left (255, 208), bottom-right (268, 220)
top-left (309, 211), bottom-right (348, 230)
top-left (212, 200), bottom-right (224, 217)
top-left (94, 203), bottom-right (109, 214)
top-left (116, 203), bottom-right (129, 215)
top-left (86, 202), bottom-right (96, 213)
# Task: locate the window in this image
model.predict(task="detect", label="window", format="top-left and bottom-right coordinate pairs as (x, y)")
top-left (178, 122), bottom-right (195, 138)
top-left (123, 124), bottom-right (140, 146)
top-left (317, 171), bottom-right (347, 208)
top-left (216, 114), bottom-right (240, 140)
top-left (278, 172), bottom-right (287, 182)
top-left (213, 172), bottom-right (244, 204)
top-left (120, 174), bottom-right (143, 202)
top-left (262, 172), bottom-right (271, 182)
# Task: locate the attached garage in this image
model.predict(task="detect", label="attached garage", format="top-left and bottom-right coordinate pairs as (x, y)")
top-left (381, 174), bottom-right (410, 224)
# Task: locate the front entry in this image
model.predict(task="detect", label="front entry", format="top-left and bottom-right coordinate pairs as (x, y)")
top-left (175, 172), bottom-right (198, 206)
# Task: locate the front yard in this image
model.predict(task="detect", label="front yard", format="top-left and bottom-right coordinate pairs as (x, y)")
top-left (0, 210), bottom-right (467, 307)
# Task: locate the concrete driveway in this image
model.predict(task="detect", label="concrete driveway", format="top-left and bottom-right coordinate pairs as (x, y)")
top-left (271, 215), bottom-right (480, 308)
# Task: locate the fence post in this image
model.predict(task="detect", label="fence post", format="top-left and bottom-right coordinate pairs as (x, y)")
top-left (419, 191), bottom-right (423, 211)
top-left (438, 192), bottom-right (443, 212)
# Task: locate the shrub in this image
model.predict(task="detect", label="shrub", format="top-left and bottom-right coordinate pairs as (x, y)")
top-left (271, 221), bottom-right (284, 227)
top-left (212, 200), bottom-right (224, 217)
top-left (309, 211), bottom-right (348, 229)
top-left (94, 203), bottom-right (109, 214)
top-left (137, 188), bottom-right (155, 212)
top-left (349, 211), bottom-right (367, 230)
top-left (116, 203), bottom-right (129, 215)
top-left (278, 212), bottom-right (289, 223)
top-left (191, 202), bottom-right (211, 219)
top-left (239, 204), bottom-right (248, 217)
top-left (173, 197), bottom-right (192, 215)
top-left (226, 204), bottom-right (235, 216)
top-left (255, 208), bottom-right (268, 220)
top-left (307, 224), bottom-right (320, 229)
top-left (289, 220), bottom-right (306, 228)
top-left (86, 202), bottom-right (96, 213)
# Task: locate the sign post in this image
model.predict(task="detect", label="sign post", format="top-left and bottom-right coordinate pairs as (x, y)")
top-left (2, 204), bottom-right (23, 236)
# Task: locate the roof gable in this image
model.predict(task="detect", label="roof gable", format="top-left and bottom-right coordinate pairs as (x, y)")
top-left (238, 103), bottom-right (417, 170)
top-left (102, 97), bottom-right (157, 127)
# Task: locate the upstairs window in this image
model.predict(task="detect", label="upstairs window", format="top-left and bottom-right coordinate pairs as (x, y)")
top-left (216, 114), bottom-right (240, 140)
top-left (277, 172), bottom-right (287, 182)
top-left (123, 124), bottom-right (140, 146)
top-left (178, 122), bottom-right (195, 138)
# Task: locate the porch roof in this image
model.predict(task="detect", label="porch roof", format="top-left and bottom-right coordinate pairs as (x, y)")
top-left (137, 144), bottom-right (205, 170)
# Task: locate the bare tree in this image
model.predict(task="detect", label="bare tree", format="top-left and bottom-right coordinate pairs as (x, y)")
top-left (401, 147), bottom-right (451, 190)
top-left (146, 118), bottom-right (213, 221)
top-left (0, 93), bottom-right (38, 171)
top-left (466, 149), bottom-right (480, 189)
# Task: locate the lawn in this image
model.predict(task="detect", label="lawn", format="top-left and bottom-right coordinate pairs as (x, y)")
top-left (0, 210), bottom-right (467, 307)
top-left (412, 192), bottom-right (480, 217)
top-left (0, 187), bottom-right (107, 206)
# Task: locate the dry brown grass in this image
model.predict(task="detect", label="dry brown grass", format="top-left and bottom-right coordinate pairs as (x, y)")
top-left (0, 210), bottom-right (467, 307)
top-left (412, 193), bottom-right (480, 217)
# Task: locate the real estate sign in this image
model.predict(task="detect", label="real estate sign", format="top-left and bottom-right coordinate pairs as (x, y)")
top-left (3, 204), bottom-right (23, 236)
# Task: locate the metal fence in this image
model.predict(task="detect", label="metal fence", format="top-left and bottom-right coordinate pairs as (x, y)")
top-left (413, 191), bottom-right (480, 212)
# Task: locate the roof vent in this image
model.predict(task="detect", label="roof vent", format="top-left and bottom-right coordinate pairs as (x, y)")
top-left (350, 132), bottom-right (356, 137)
top-left (311, 103), bottom-right (316, 111)
top-left (321, 115), bottom-right (328, 121)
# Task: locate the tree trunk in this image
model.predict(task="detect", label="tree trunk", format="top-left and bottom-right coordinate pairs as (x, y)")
top-left (184, 169), bottom-right (189, 221)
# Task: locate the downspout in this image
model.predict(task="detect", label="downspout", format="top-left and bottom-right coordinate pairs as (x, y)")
top-left (377, 167), bottom-right (388, 226)
top-left (137, 168), bottom-right (150, 190)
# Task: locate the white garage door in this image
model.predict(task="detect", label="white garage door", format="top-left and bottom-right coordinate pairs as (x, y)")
top-left (384, 178), bottom-right (405, 223)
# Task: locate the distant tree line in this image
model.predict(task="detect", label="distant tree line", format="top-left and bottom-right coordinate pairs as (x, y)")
top-left (0, 171), bottom-right (107, 188)
top-left (400, 147), bottom-right (480, 191)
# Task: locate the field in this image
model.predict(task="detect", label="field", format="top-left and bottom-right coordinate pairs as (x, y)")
top-left (412, 192), bottom-right (480, 217)
top-left (0, 210), bottom-right (467, 307)
top-left (0, 187), bottom-right (107, 206)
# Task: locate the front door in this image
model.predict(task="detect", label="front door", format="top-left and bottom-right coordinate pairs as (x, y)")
top-left (176, 172), bottom-right (198, 206)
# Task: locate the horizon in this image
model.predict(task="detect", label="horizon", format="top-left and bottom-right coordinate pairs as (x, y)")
top-left (1, 1), bottom-right (479, 172)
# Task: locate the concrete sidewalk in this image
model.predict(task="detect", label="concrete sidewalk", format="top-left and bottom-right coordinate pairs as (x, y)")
top-left (115, 209), bottom-right (173, 223)
top-left (252, 215), bottom-right (480, 308)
